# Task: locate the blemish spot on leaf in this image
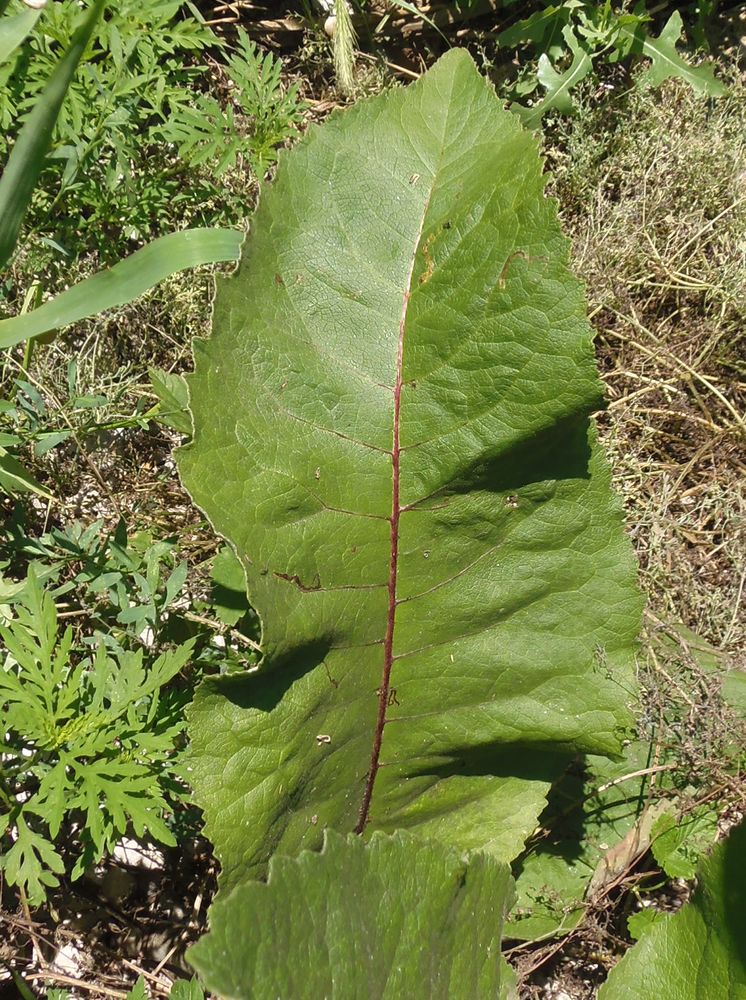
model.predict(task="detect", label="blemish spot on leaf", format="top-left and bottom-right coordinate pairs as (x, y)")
top-left (497, 250), bottom-right (550, 289)
top-left (419, 232), bottom-right (436, 285)
top-left (274, 571), bottom-right (322, 592)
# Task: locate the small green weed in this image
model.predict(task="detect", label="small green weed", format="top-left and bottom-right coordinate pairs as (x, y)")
top-left (159, 28), bottom-right (304, 177)
top-left (0, 512), bottom-right (256, 904)
top-left (1, 1), bottom-right (304, 277)
top-left (325, 3), bottom-right (725, 115)
top-left (0, 570), bottom-right (192, 903)
top-left (0, 357), bottom-right (152, 502)
top-left (47, 975), bottom-right (205, 1000)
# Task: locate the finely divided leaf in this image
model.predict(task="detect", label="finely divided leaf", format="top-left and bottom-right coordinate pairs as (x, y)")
top-left (1, 812), bottom-right (65, 906)
top-left (188, 830), bottom-right (513, 1000)
top-left (599, 823), bottom-right (746, 1000)
top-left (179, 50), bottom-right (641, 896)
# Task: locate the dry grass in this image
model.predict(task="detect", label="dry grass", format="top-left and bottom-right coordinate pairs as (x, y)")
top-left (548, 66), bottom-right (746, 659)
top-left (0, 263), bottom-right (223, 539)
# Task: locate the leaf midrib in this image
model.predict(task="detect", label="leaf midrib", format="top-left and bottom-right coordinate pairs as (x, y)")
top-left (353, 171), bottom-right (439, 833)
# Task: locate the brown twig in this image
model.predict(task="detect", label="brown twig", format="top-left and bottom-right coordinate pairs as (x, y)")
top-left (28, 970), bottom-right (128, 999)
top-left (182, 609), bottom-right (261, 652)
top-left (595, 763), bottom-right (677, 795)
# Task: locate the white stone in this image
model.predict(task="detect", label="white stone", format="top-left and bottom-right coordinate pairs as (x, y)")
top-left (112, 836), bottom-right (166, 871)
top-left (52, 942), bottom-right (84, 976)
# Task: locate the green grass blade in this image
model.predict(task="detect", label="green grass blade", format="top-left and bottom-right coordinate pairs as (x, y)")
top-left (388, 1), bottom-right (449, 44)
top-left (0, 228), bottom-right (244, 348)
top-left (0, 6), bottom-right (42, 66)
top-left (0, 0), bottom-right (108, 271)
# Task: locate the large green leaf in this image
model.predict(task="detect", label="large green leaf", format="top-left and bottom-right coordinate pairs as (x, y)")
top-left (0, 0), bottom-right (108, 270)
top-left (179, 50), bottom-right (641, 897)
top-left (189, 830), bottom-right (513, 1000)
top-left (599, 822), bottom-right (746, 1000)
top-left (0, 228), bottom-right (243, 348)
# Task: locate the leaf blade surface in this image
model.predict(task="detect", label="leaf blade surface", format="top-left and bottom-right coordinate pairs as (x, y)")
top-left (0, 7), bottom-right (42, 67)
top-left (0, 0), bottom-right (108, 270)
top-left (188, 830), bottom-right (513, 1000)
top-left (620, 11), bottom-right (727, 96)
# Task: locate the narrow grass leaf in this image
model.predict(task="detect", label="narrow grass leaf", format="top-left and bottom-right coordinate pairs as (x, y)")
top-left (0, 447), bottom-right (53, 498)
top-left (0, 0), bottom-right (107, 271)
top-left (389, 1), bottom-right (450, 44)
top-left (0, 6), bottom-right (41, 66)
top-left (0, 229), bottom-right (243, 348)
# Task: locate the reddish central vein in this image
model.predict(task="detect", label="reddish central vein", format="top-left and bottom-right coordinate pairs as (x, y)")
top-left (354, 202), bottom-right (430, 834)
